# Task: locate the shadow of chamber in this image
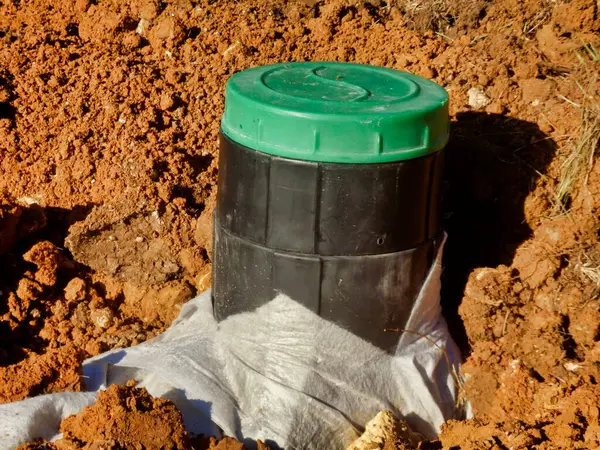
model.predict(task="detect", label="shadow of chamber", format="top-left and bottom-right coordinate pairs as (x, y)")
top-left (441, 112), bottom-right (557, 352)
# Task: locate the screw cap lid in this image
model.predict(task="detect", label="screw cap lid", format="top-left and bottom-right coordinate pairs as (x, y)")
top-left (221, 62), bottom-right (449, 164)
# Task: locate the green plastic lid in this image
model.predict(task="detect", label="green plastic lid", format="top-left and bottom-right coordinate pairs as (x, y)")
top-left (221, 62), bottom-right (449, 164)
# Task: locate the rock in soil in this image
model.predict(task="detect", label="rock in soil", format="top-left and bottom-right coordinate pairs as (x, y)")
top-left (347, 410), bottom-right (422, 450)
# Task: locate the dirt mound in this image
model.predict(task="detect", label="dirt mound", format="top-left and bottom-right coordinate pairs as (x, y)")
top-left (1, 0), bottom-right (599, 447)
top-left (52, 383), bottom-right (191, 450)
top-left (17, 383), bottom-right (272, 450)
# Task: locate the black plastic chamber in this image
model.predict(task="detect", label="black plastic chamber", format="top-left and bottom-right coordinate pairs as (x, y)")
top-left (212, 133), bottom-right (443, 350)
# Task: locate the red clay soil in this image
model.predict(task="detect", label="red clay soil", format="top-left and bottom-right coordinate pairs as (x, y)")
top-left (17, 383), bottom-right (271, 450)
top-left (1, 0), bottom-right (599, 448)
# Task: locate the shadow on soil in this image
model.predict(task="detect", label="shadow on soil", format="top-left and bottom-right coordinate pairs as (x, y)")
top-left (441, 112), bottom-right (557, 353)
top-left (0, 204), bottom-right (93, 366)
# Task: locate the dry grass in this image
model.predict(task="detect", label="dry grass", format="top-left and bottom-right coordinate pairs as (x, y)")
top-left (395, 0), bottom-right (453, 32)
top-left (578, 42), bottom-right (600, 64)
top-left (554, 107), bottom-right (600, 212)
top-left (573, 247), bottom-right (600, 301)
top-left (579, 254), bottom-right (600, 287)
top-left (522, 8), bottom-right (552, 37)
top-left (553, 50), bottom-right (600, 214)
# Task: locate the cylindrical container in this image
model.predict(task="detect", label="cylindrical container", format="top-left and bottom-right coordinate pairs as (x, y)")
top-left (213, 62), bottom-right (449, 350)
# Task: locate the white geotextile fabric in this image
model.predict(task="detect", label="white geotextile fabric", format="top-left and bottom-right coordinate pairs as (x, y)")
top-left (0, 239), bottom-right (466, 449)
